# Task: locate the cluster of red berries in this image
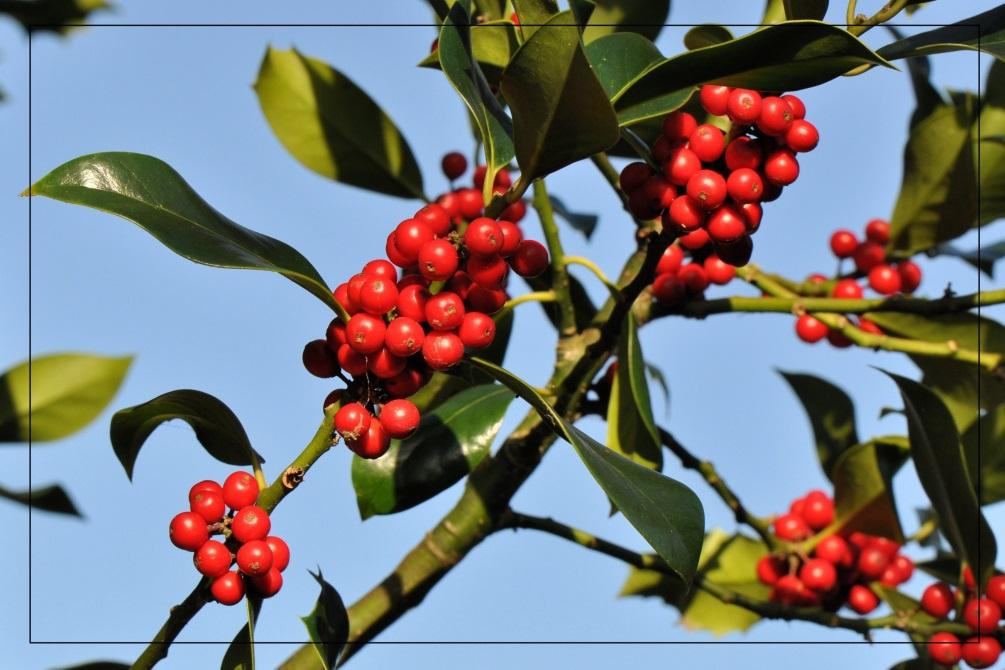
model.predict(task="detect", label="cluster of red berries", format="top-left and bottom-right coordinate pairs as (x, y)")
top-left (168, 472), bottom-right (289, 605)
top-left (757, 491), bottom-right (914, 615)
top-left (621, 85), bottom-right (819, 277)
top-left (794, 219), bottom-right (923, 346)
top-left (923, 572), bottom-right (1004, 668)
top-left (302, 155), bottom-right (549, 459)
top-left (649, 241), bottom-right (738, 306)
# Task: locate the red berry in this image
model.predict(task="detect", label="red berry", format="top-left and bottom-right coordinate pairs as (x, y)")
top-left (368, 347), bottom-right (406, 379)
top-left (189, 480), bottom-right (223, 507)
top-left (962, 636), bottom-right (1001, 668)
top-left (346, 313), bottom-right (386, 354)
top-left (800, 559), bottom-right (838, 592)
top-left (921, 582), bottom-right (955, 618)
top-left (190, 490), bottom-right (226, 524)
top-left (619, 161), bottom-right (654, 193)
top-left (397, 284), bottom-right (430, 322)
top-left (987, 575), bottom-right (1005, 608)
top-left (458, 311), bottom-right (496, 349)
top-left (499, 199), bottom-right (527, 223)
top-left (302, 340), bottom-right (338, 378)
top-left (441, 151), bottom-right (467, 180)
top-left (334, 402), bottom-right (371, 440)
top-left (807, 273), bottom-right (828, 284)
top-left (757, 96), bottom-right (794, 136)
top-left (897, 261), bottom-right (922, 292)
top-left (815, 535), bottom-right (853, 568)
top-left (231, 505), bottom-right (271, 544)
top-left (831, 279), bottom-right (864, 300)
top-left (418, 239), bottom-right (460, 281)
top-left (801, 491), bottom-right (834, 530)
top-left (726, 167), bottom-right (764, 203)
top-left (457, 187), bottom-right (484, 218)
top-left (381, 399), bottom-right (421, 439)
top-left (795, 315), bottom-right (828, 344)
top-left (699, 85), bottom-right (731, 116)
top-left (663, 147), bottom-right (702, 186)
top-left (211, 571), bottom-right (246, 606)
top-left (785, 119), bottom-right (819, 152)
top-left (773, 512), bottom-right (811, 541)
top-left (782, 94), bottom-right (806, 119)
top-left (853, 241), bottom-right (886, 273)
top-left (346, 273), bottom-right (370, 308)
top-left (964, 598), bottom-right (1002, 634)
top-left (662, 110), bottom-right (697, 140)
top-left (656, 245), bottom-right (683, 275)
top-left (706, 205), bottom-right (746, 243)
top-left (510, 240), bottom-right (549, 278)
top-left (764, 149), bottom-right (799, 185)
top-left (652, 136), bottom-right (675, 163)
top-left (927, 632), bottom-right (962, 666)
top-left (474, 165), bottom-right (512, 191)
top-left (347, 418), bottom-right (392, 459)
top-left (359, 276), bottom-right (399, 316)
top-left (385, 317), bottom-right (425, 357)
top-left (724, 136), bottom-right (763, 171)
top-left (169, 511), bottom-right (209, 551)
top-left (857, 546), bottom-right (890, 580)
top-left (964, 565), bottom-right (977, 591)
top-left (865, 218), bottom-right (890, 244)
top-left (363, 259), bottom-right (397, 281)
top-left (467, 253), bottom-right (509, 289)
top-left (336, 344), bottom-right (367, 377)
top-left (689, 124), bottom-right (725, 162)
top-left (194, 540), bottom-right (232, 578)
top-left (664, 195), bottom-right (706, 232)
top-left (415, 203), bottom-right (452, 236)
top-left (385, 367), bottom-right (424, 398)
top-left (236, 539), bottom-right (274, 577)
top-left (703, 255), bottom-right (736, 285)
top-left (847, 584), bottom-right (879, 614)
top-left (868, 264), bottom-right (902, 295)
top-left (628, 187), bottom-right (663, 220)
top-left (738, 202), bottom-right (762, 233)
top-left (466, 286), bottom-right (507, 313)
top-left (425, 292), bottom-right (466, 330)
top-left (465, 217), bottom-right (504, 257)
top-left (265, 536), bottom-right (290, 572)
top-left (678, 263), bottom-right (709, 296)
top-left (222, 472), bottom-right (259, 510)
top-left (393, 219), bottom-right (435, 264)
top-left (436, 192), bottom-right (463, 220)
top-left (498, 221), bottom-right (523, 257)
top-left (880, 554), bottom-right (914, 586)
top-left (756, 555), bottom-right (785, 585)
top-left (727, 88), bottom-right (762, 123)
top-left (448, 270), bottom-right (474, 300)
top-left (652, 273), bottom-right (686, 307)
top-left (679, 227), bottom-right (710, 251)
top-left (641, 176), bottom-right (677, 211)
top-left (829, 230), bottom-right (859, 258)
top-left (385, 234), bottom-right (412, 268)
top-left (423, 331), bottom-right (465, 370)
top-left (250, 567), bottom-right (284, 598)
top-left (325, 319), bottom-right (348, 352)
top-left (774, 574), bottom-right (819, 607)
top-left (686, 170), bottom-right (727, 210)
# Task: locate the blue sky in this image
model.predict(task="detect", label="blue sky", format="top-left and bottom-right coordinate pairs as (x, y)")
top-left (1, 1), bottom-right (1003, 668)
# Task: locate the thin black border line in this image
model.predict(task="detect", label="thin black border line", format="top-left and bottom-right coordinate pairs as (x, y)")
top-left (25, 19), bottom-right (988, 650)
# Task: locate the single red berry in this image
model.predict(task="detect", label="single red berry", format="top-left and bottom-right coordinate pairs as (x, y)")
top-left (829, 230), bottom-right (859, 258)
top-left (336, 344), bottom-right (367, 377)
top-left (393, 219), bottom-right (435, 265)
top-left (385, 233), bottom-right (412, 268)
top-left (458, 311), bottom-right (496, 349)
top-left (397, 284), bottom-right (430, 322)
top-left (222, 472), bottom-right (259, 510)
top-left (422, 331), bottom-right (465, 370)
top-left (347, 418), bottom-right (392, 459)
top-left (679, 227), bottom-right (710, 251)
top-left (497, 221), bottom-right (523, 257)
top-left (921, 582), bottom-right (955, 618)
top-left (467, 253), bottom-right (510, 289)
top-left (987, 575), bottom-right (1005, 609)
top-left (656, 245), bottom-right (684, 275)
top-left (706, 205), bottom-right (746, 243)
top-left (662, 110), bottom-right (697, 140)
top-left (897, 261), bottom-right (922, 292)
top-left (663, 147), bottom-right (702, 186)
top-left (499, 199), bottom-right (527, 223)
top-left (831, 279), bottom-right (864, 299)
top-left (509, 240), bottom-right (549, 278)
top-left (190, 490), bottom-right (226, 524)
top-left (703, 255), bottom-right (736, 285)
top-left (962, 636), bottom-right (1001, 668)
top-left (415, 203), bottom-right (452, 236)
top-left (619, 161), bottom-right (654, 193)
top-left (880, 554), bottom-right (914, 586)
top-left (250, 567), bottom-right (284, 598)
top-left (189, 480), bottom-right (223, 507)
top-left (699, 84), bottom-right (731, 116)
top-left (385, 317), bottom-right (425, 357)
top-left (795, 315), bottom-right (828, 344)
top-left (724, 136), bottom-right (763, 171)
top-left (847, 584), bottom-right (879, 614)
top-left (385, 367), bottom-right (424, 398)
top-left (727, 88), bottom-right (762, 123)
top-left (678, 263), bottom-right (709, 296)
top-left (871, 536), bottom-right (901, 559)
top-left (441, 151), bottom-right (467, 180)
top-left (334, 403), bottom-right (372, 440)
top-left (231, 505), bottom-right (271, 544)
top-left (359, 276), bottom-right (399, 316)
top-left (814, 535), bottom-right (853, 568)
top-left (425, 292), bottom-right (466, 330)
top-left (738, 202), bottom-right (762, 233)
top-left (302, 340), bottom-right (338, 378)
top-left (800, 559), bottom-right (838, 592)
top-left (857, 546), bottom-right (890, 580)
top-left (785, 119), bottom-right (819, 152)
top-left (194, 540), bottom-right (232, 578)
top-left (325, 319), bottom-right (348, 353)
top-left (756, 555), bottom-right (785, 585)
top-left (865, 218), bottom-right (891, 244)
top-left (764, 149), bottom-right (799, 185)
top-left (640, 176), bottom-right (677, 212)
top-left (169, 511), bottom-right (209, 551)
top-left (265, 536), bottom-right (291, 572)
top-left (726, 167), bottom-right (764, 203)
top-left (782, 94), bottom-right (806, 119)
top-left (456, 187), bottom-right (484, 219)
top-left (418, 239), bottom-right (460, 281)
top-left (652, 273), bottom-right (686, 307)
top-left (789, 497), bottom-right (806, 518)
top-left (869, 264), bottom-right (902, 295)
top-left (664, 195), bottom-right (706, 232)
top-left (346, 313), bottom-right (386, 354)
top-left (381, 399), bottom-right (421, 439)
top-left (465, 217), bottom-right (504, 257)
top-left (964, 598), bottom-right (1002, 634)
top-left (466, 286), bottom-right (507, 313)
top-left (801, 491), bottom-right (834, 530)
top-left (211, 571), bottom-right (246, 606)
top-left (436, 192), bottom-right (463, 220)
top-left (757, 96), bottom-right (794, 136)
top-left (368, 347), bottom-right (406, 379)
top-left (346, 272), bottom-right (370, 308)
top-left (927, 632), bottom-right (962, 666)
top-left (853, 241), bottom-right (886, 273)
top-left (236, 539), bottom-right (274, 577)
top-left (686, 170), bottom-right (727, 210)
top-left (773, 512), bottom-right (812, 541)
top-left (363, 258), bottom-right (397, 281)
top-left (689, 124), bottom-right (725, 162)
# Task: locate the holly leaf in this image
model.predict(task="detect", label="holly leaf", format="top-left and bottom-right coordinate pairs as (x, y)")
top-left (929, 240), bottom-right (1005, 278)
top-left (548, 195), bottom-right (598, 239)
top-left (683, 25), bottom-right (734, 51)
top-left (962, 401), bottom-right (1005, 505)
top-left (418, 19), bottom-right (518, 86)
top-left (301, 569), bottom-right (350, 669)
top-left (831, 436), bottom-right (909, 541)
top-left (0, 353), bottom-right (131, 443)
top-left (607, 316), bottom-right (661, 470)
top-left (510, 0), bottom-right (559, 39)
top-left (582, 0), bottom-right (672, 43)
top-left (778, 370), bottom-right (859, 480)
top-left (220, 595), bottom-right (261, 670)
top-left (110, 390), bottom-right (262, 480)
top-left (877, 5), bottom-right (1005, 63)
top-left (51, 663), bottom-right (130, 670)
top-left (3, 0), bottom-right (109, 34)
top-left (783, 0), bottom-right (828, 20)
top-left (0, 482), bottom-right (81, 516)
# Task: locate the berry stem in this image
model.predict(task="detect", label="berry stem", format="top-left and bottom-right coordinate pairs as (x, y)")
top-left (531, 179), bottom-right (578, 336)
top-left (564, 256), bottom-right (620, 299)
top-left (496, 290), bottom-right (558, 317)
top-left (846, 0), bottom-right (911, 36)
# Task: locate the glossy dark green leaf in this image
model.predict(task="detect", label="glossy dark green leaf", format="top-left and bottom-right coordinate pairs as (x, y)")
top-left (962, 402), bottom-right (1005, 505)
top-left (885, 25), bottom-right (943, 128)
top-left (614, 22), bottom-right (889, 127)
top-left (930, 241), bottom-right (1005, 278)
top-left (569, 0), bottom-right (595, 28)
top-left (607, 316), bottom-right (661, 470)
top-left (778, 370), bottom-right (859, 480)
top-left (301, 569), bottom-right (350, 669)
top-left (26, 152), bottom-right (339, 311)
top-left (549, 194), bottom-right (598, 239)
top-left (254, 47), bottom-right (424, 200)
top-left (883, 370), bottom-right (997, 587)
top-left (582, 0), bottom-right (671, 43)
top-left (221, 595), bottom-right (261, 670)
top-left (0, 353), bottom-right (131, 443)
top-left (783, 0), bottom-right (828, 20)
top-left (683, 25), bottom-right (733, 51)
top-left (877, 6), bottom-right (1005, 63)
top-left (584, 32), bottom-right (664, 102)
top-left (500, 11), bottom-right (621, 180)
top-left (419, 20), bottom-right (518, 86)
top-left (467, 356), bottom-right (704, 584)
top-left (110, 390), bottom-right (262, 481)
top-left (440, 1), bottom-right (515, 191)
top-left (3, 0), bottom-right (109, 35)
top-left (473, 0), bottom-right (507, 21)
top-left (977, 60), bottom-right (1005, 227)
top-left (831, 436), bottom-right (908, 541)
top-left (887, 658), bottom-right (941, 670)
top-left (511, 0), bottom-right (559, 39)
top-left (0, 482), bottom-right (81, 516)
top-left (51, 663), bottom-right (129, 670)
top-left (645, 362), bottom-right (670, 406)
top-left (352, 384), bottom-right (513, 519)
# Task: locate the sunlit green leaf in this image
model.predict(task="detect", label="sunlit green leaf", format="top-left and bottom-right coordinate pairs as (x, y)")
top-left (831, 436), bottom-right (908, 541)
top-left (607, 316), bottom-right (661, 470)
top-left (301, 569), bottom-right (350, 669)
top-left (962, 402), bottom-right (1005, 505)
top-left (582, 0), bottom-right (671, 43)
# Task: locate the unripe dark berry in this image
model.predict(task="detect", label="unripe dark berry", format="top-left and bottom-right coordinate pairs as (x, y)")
top-left (921, 582), bottom-right (955, 619)
top-left (699, 84), bottom-right (731, 116)
top-left (425, 292), bottom-right (466, 331)
top-left (466, 286), bottom-right (507, 313)
top-left (222, 472), bottom-right (260, 510)
top-left (773, 512), bottom-right (811, 541)
top-left (194, 539), bottom-right (232, 578)
top-left (231, 505), bottom-right (271, 544)
top-left (423, 331), bottom-right (465, 370)
top-left (927, 632), bottom-right (962, 666)
top-left (963, 598), bottom-right (1002, 634)
top-left (347, 418), bottom-right (391, 459)
top-left (509, 240), bottom-right (549, 278)
top-left (334, 403), bottom-right (372, 440)
top-left (795, 315), bottom-right (828, 344)
top-left (381, 399), bottom-right (421, 439)
top-left (641, 176), bottom-right (676, 211)
top-left (829, 230), bottom-right (858, 258)
top-left (169, 511), bottom-right (209, 551)
top-left (265, 536), bottom-right (290, 572)
top-left (458, 311), bottom-right (496, 349)
top-left (336, 343), bottom-right (367, 376)
top-left (799, 558), bottom-right (838, 593)
top-left (713, 234), bottom-right (753, 268)
top-left (190, 490), bottom-right (226, 524)
top-left (303, 340), bottom-right (339, 378)
top-left (689, 124), bottom-right (725, 162)
top-left (464, 217), bottom-right (504, 257)
top-left (662, 110), bottom-right (697, 140)
top-left (346, 313), bottom-right (387, 354)
top-left (847, 584), bottom-right (879, 614)
top-left (385, 317), bottom-right (425, 357)
top-left (678, 263), bottom-right (709, 296)
top-left (418, 239), bottom-right (460, 281)
top-left (727, 88), bottom-right (762, 123)
top-left (250, 567), bottom-right (284, 598)
top-left (441, 151), bottom-right (467, 180)
top-left (686, 169), bottom-right (728, 210)
top-left (962, 636), bottom-right (1001, 669)
top-left (619, 161), bottom-right (654, 193)
top-left (236, 539), bottom-right (274, 577)
top-left (211, 571), bottom-right (246, 606)
top-left (868, 264), bottom-right (902, 295)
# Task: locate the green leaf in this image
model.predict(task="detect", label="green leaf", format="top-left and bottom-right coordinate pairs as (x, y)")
top-left (254, 47), bottom-right (424, 200)
top-left (607, 316), bottom-right (661, 470)
top-left (583, 32), bottom-right (665, 101)
top-left (549, 195), bottom-right (598, 239)
top-left (930, 240), bottom-right (1005, 278)
top-left (352, 384), bottom-right (513, 519)
top-left (876, 6), bottom-right (1005, 63)
top-left (419, 20), bottom-right (518, 86)
top-left (783, 0), bottom-right (828, 20)
top-left (778, 370), bottom-right (859, 480)
top-left (831, 436), bottom-right (909, 541)
top-left (301, 569), bottom-right (350, 669)
top-left (473, 0), bottom-right (507, 21)
top-left (976, 60), bottom-right (1005, 227)
top-left (888, 658), bottom-right (941, 670)
top-left (582, 0), bottom-right (671, 43)
top-left (3, 0), bottom-right (110, 35)
top-left (109, 390), bottom-right (262, 481)
top-left (25, 152), bottom-right (339, 311)
top-left (761, 0), bottom-right (785, 23)
top-left (962, 402), bottom-right (1005, 505)
top-left (439, 1), bottom-right (515, 189)
top-left (645, 362), bottom-right (670, 407)
top-left (613, 22), bottom-right (889, 127)
top-left (882, 370), bottom-right (998, 587)
top-left (500, 11), bottom-right (621, 180)
top-left (683, 25), bottom-right (734, 51)
top-left (467, 356), bottom-right (704, 585)
top-left (0, 483), bottom-right (81, 516)
top-left (0, 353), bottom-right (131, 443)
top-left (221, 595), bottom-right (261, 670)
top-left (569, 0), bottom-right (596, 28)
top-left (511, 0), bottom-right (559, 39)
top-left (51, 663), bottom-right (130, 670)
